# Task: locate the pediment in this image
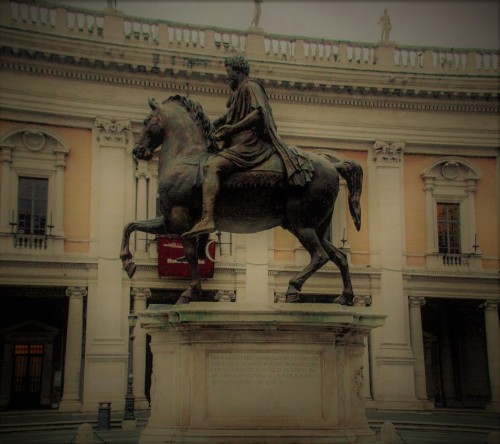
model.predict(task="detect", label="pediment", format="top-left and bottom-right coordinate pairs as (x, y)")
top-left (0, 127), bottom-right (70, 156)
top-left (1, 320), bottom-right (59, 335)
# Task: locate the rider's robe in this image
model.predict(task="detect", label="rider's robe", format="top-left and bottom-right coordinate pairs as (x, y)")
top-left (218, 78), bottom-right (314, 186)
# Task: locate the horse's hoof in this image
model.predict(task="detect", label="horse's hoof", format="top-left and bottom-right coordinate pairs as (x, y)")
top-left (124, 262), bottom-right (137, 279)
top-left (333, 294), bottom-right (353, 306)
top-left (285, 292), bottom-right (301, 303)
top-left (175, 296), bottom-right (192, 305)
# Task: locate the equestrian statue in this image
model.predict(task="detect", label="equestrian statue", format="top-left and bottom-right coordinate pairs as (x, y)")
top-left (120, 55), bottom-right (363, 305)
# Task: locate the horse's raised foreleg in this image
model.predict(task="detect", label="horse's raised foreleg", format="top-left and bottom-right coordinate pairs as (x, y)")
top-left (321, 239), bottom-right (354, 306)
top-left (286, 227), bottom-right (329, 303)
top-left (176, 237), bottom-right (202, 305)
top-left (120, 217), bottom-right (166, 278)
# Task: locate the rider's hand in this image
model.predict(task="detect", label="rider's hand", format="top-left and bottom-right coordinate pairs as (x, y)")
top-left (214, 125), bottom-right (233, 140)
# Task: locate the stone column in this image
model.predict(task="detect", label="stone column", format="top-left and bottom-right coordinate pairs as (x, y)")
top-left (409, 297), bottom-right (429, 402)
top-left (60, 286), bottom-right (87, 411)
top-left (423, 177), bottom-right (435, 254)
top-left (439, 313), bottom-right (457, 406)
top-left (465, 178), bottom-right (478, 253)
top-left (135, 160), bottom-right (149, 254)
top-left (0, 144), bottom-right (13, 232)
top-left (131, 287), bottom-right (151, 409)
top-left (52, 149), bottom-right (67, 238)
top-left (147, 170), bottom-right (158, 256)
top-left (370, 141), bottom-right (419, 409)
top-left (244, 231), bottom-right (270, 304)
top-left (82, 117), bottom-right (132, 410)
top-left (483, 300), bottom-right (500, 412)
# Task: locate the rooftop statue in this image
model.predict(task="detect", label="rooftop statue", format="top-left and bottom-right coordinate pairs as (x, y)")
top-left (249, 0), bottom-right (263, 30)
top-left (120, 55), bottom-right (363, 306)
top-left (378, 9), bottom-right (392, 42)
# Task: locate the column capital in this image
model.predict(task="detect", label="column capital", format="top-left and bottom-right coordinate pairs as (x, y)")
top-left (409, 296), bottom-right (426, 308)
top-left (373, 140), bottom-right (405, 166)
top-left (135, 169), bottom-right (151, 180)
top-left (481, 300), bottom-right (499, 311)
top-left (65, 286), bottom-right (87, 299)
top-left (131, 287), bottom-right (152, 301)
top-left (214, 290), bottom-right (236, 302)
top-left (353, 295), bottom-right (372, 307)
top-left (94, 117), bottom-right (132, 146)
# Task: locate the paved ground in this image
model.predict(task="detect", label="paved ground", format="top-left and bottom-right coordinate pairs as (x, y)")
top-left (0, 409), bottom-right (498, 443)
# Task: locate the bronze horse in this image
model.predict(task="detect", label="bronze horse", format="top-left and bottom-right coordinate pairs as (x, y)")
top-left (120, 95), bottom-right (363, 305)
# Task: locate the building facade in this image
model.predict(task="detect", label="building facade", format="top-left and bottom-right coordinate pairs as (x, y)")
top-left (0, 0), bottom-right (499, 413)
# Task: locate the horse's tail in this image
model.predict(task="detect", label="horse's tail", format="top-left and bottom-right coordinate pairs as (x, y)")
top-left (332, 159), bottom-right (363, 231)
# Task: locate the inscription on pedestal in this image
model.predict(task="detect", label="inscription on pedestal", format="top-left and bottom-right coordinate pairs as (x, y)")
top-left (206, 352), bottom-right (324, 420)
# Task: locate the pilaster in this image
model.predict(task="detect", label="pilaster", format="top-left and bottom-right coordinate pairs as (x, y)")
top-left (135, 160), bottom-right (150, 255)
top-left (60, 286), bottom-right (87, 411)
top-left (409, 297), bottom-right (434, 408)
top-left (482, 300), bottom-right (500, 412)
top-left (370, 140), bottom-right (419, 409)
top-left (243, 231), bottom-right (271, 304)
top-left (131, 287), bottom-right (151, 410)
top-left (82, 117), bottom-right (132, 411)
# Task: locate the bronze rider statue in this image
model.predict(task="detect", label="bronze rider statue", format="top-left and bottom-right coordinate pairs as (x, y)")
top-left (183, 55), bottom-right (314, 238)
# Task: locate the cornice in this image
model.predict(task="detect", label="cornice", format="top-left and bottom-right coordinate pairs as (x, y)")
top-left (0, 259), bottom-right (97, 269)
top-left (1, 45), bottom-right (499, 114)
top-left (404, 272), bottom-right (500, 285)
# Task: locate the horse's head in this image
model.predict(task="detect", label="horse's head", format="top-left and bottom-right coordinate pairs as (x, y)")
top-left (133, 98), bottom-right (165, 161)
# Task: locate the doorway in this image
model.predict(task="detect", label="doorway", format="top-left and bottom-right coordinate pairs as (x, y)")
top-left (421, 298), bottom-right (491, 408)
top-left (10, 344), bottom-right (44, 409)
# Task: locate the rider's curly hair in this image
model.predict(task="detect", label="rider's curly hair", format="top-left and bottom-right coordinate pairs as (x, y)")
top-left (224, 55), bottom-right (250, 75)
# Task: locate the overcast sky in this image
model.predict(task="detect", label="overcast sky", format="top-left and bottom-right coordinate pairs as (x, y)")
top-left (54, 0), bottom-right (499, 50)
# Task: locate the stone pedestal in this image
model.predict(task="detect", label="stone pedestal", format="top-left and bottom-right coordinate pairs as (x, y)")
top-left (138, 303), bottom-right (385, 443)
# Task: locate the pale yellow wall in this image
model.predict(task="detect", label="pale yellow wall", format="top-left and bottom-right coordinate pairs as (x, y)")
top-left (404, 154), bottom-right (499, 269)
top-left (0, 121), bottom-right (92, 253)
top-left (273, 149), bottom-right (370, 266)
top-left (474, 157), bottom-right (499, 269)
top-left (58, 127), bottom-right (92, 253)
top-left (342, 150), bottom-right (369, 266)
top-left (404, 154), bottom-right (436, 267)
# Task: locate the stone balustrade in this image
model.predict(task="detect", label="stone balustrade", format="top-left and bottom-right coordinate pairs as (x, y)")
top-left (1, 0), bottom-right (498, 76)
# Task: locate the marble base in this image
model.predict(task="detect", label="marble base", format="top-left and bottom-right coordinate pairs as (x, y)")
top-left (138, 303), bottom-right (385, 444)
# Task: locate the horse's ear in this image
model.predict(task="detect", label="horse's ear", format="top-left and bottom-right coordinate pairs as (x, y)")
top-left (148, 98), bottom-right (158, 110)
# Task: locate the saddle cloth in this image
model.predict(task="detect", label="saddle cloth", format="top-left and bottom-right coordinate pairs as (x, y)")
top-left (195, 152), bottom-right (285, 189)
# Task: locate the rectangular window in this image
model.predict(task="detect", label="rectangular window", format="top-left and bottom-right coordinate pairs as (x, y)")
top-left (437, 203), bottom-right (460, 254)
top-left (17, 177), bottom-right (48, 235)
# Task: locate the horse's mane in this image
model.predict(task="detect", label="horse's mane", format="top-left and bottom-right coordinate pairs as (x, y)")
top-left (165, 95), bottom-right (219, 153)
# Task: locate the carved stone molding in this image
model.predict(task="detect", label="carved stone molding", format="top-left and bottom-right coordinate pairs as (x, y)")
top-left (373, 140), bottom-right (405, 166)
top-left (213, 290), bottom-right (236, 302)
top-left (94, 117), bottom-right (132, 145)
top-left (131, 287), bottom-right (152, 301)
top-left (409, 296), bottom-right (426, 308)
top-left (481, 300), bottom-right (499, 311)
top-left (353, 295), bottom-right (372, 307)
top-left (65, 286), bottom-right (88, 299)
top-left (22, 130), bottom-right (46, 151)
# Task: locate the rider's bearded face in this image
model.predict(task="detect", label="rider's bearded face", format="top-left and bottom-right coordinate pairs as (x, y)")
top-left (225, 66), bottom-right (239, 91)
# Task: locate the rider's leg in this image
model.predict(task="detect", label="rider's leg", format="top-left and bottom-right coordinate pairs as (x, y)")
top-left (182, 155), bottom-right (236, 237)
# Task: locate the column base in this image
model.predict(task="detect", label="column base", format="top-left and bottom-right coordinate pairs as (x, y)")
top-left (59, 399), bottom-right (83, 412)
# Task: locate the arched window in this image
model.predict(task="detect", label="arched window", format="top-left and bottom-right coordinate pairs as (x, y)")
top-left (0, 127), bottom-right (70, 253)
top-left (421, 157), bottom-right (481, 266)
